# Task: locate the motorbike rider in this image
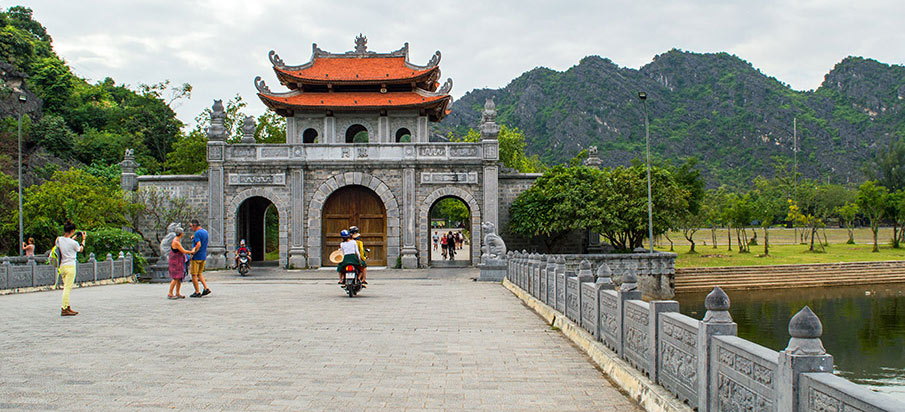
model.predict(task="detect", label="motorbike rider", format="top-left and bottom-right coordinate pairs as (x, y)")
top-left (234, 239), bottom-right (250, 269)
top-left (349, 226), bottom-right (368, 285)
top-left (336, 229), bottom-right (362, 284)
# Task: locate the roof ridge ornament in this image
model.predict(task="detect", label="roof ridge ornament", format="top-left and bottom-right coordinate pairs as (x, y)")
top-left (268, 50), bottom-right (285, 69)
top-left (354, 33), bottom-right (368, 54)
top-left (254, 76), bottom-right (300, 97)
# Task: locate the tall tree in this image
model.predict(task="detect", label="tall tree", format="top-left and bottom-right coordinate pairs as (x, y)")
top-left (856, 181), bottom-right (888, 252)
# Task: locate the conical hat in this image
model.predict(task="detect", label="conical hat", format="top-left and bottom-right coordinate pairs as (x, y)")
top-left (329, 249), bottom-right (343, 264)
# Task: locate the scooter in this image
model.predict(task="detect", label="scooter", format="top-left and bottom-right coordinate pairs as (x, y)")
top-left (237, 251), bottom-right (250, 276)
top-left (340, 264), bottom-right (362, 297)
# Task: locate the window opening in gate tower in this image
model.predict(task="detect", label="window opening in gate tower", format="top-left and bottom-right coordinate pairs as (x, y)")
top-left (303, 128), bottom-right (318, 144)
top-left (395, 128), bottom-right (411, 143)
top-left (345, 124), bottom-right (368, 143)
top-left (428, 196), bottom-right (471, 267)
top-left (236, 196), bottom-right (280, 262)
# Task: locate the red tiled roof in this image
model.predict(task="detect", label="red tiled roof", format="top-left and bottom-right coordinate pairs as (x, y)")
top-left (259, 91), bottom-right (448, 109)
top-left (275, 57), bottom-right (437, 83)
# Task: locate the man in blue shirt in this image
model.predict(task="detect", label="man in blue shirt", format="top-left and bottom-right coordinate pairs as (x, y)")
top-left (189, 219), bottom-right (211, 298)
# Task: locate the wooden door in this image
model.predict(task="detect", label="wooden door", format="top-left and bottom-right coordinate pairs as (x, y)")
top-left (322, 185), bottom-right (387, 266)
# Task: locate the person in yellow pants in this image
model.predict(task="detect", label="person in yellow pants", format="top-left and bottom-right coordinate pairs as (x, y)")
top-left (57, 221), bottom-right (86, 316)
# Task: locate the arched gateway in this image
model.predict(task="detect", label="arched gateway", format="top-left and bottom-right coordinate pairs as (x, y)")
top-left (126, 35), bottom-right (508, 270)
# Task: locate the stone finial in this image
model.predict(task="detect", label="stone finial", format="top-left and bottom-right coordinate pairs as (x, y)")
top-left (118, 251), bottom-right (125, 259)
top-left (582, 145), bottom-right (603, 168)
top-left (240, 116), bottom-right (256, 143)
top-left (546, 256), bottom-right (556, 269)
top-left (480, 97), bottom-right (500, 140)
top-left (555, 256), bottom-right (566, 273)
top-left (106, 253), bottom-right (113, 261)
top-left (620, 265), bottom-right (638, 292)
top-left (88, 252), bottom-right (96, 261)
top-left (596, 263), bottom-right (612, 279)
top-left (785, 306), bottom-right (826, 355)
top-left (703, 286), bottom-right (733, 323)
top-left (207, 99), bottom-right (226, 141)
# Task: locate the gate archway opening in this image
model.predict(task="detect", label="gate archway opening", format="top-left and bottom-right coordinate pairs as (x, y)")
top-left (236, 196), bottom-right (279, 262)
top-left (321, 185), bottom-right (387, 266)
top-left (428, 196), bottom-right (472, 267)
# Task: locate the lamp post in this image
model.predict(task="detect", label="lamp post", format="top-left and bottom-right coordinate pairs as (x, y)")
top-left (638, 91), bottom-right (654, 254)
top-left (18, 93), bottom-right (26, 256)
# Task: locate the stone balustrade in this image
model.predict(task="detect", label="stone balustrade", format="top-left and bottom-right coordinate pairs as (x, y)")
top-left (223, 142), bottom-right (488, 163)
top-left (0, 252), bottom-right (134, 291)
top-left (506, 251), bottom-right (905, 412)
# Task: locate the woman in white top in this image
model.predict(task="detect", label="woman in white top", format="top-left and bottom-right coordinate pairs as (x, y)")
top-left (58, 221), bottom-right (86, 316)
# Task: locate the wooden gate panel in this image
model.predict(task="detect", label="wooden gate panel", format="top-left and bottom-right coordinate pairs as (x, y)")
top-left (321, 185), bottom-right (387, 266)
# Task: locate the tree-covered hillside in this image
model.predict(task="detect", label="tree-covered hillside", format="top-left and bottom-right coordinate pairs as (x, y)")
top-left (437, 50), bottom-right (905, 188)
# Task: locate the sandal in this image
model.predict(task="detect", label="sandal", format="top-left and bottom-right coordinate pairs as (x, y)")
top-left (167, 295), bottom-right (178, 300)
top-left (177, 295), bottom-right (186, 299)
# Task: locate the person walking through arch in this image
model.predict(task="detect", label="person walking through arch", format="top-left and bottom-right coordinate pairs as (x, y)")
top-left (440, 232), bottom-right (448, 259)
top-left (446, 231), bottom-right (456, 260)
top-left (188, 219), bottom-right (211, 298)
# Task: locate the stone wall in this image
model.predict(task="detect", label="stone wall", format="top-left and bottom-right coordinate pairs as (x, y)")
top-left (1, 253), bottom-right (134, 291)
top-left (498, 173), bottom-right (587, 254)
top-left (506, 253), bottom-right (905, 412)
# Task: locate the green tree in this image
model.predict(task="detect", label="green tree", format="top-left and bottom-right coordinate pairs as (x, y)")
top-left (856, 180), bottom-right (888, 252)
top-left (595, 164), bottom-right (688, 251)
top-left (164, 129), bottom-right (207, 174)
top-left (725, 192), bottom-right (753, 253)
top-left (22, 169), bottom-right (130, 247)
top-left (0, 170), bottom-right (18, 255)
top-left (671, 158), bottom-right (705, 253)
top-left (865, 137), bottom-right (905, 192)
top-left (836, 202), bottom-right (859, 244)
top-left (508, 165), bottom-right (603, 252)
top-left (885, 190), bottom-right (905, 248)
top-left (430, 198), bottom-right (470, 227)
top-left (255, 110), bottom-right (286, 143)
top-left (449, 125), bottom-right (545, 173)
top-left (751, 177), bottom-right (786, 255)
top-left (126, 187), bottom-right (201, 256)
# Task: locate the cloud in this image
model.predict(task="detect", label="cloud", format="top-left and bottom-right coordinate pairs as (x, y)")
top-left (19, 0), bottom-right (905, 129)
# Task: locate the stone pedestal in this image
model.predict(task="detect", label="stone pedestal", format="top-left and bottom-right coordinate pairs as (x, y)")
top-left (401, 247), bottom-right (418, 269)
top-left (145, 259), bottom-right (170, 283)
top-left (478, 260), bottom-right (507, 281)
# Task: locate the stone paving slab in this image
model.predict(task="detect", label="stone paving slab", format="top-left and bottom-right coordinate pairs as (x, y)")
top-left (0, 268), bottom-right (641, 411)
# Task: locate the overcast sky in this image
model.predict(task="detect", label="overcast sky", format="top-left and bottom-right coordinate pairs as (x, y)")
top-left (12, 0), bottom-right (905, 129)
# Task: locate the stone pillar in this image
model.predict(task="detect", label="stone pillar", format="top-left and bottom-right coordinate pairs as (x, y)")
top-left (616, 268), bottom-right (642, 356)
top-left (401, 167), bottom-right (418, 268)
top-left (117, 252), bottom-right (125, 278)
top-left (125, 253), bottom-right (134, 279)
top-left (206, 100), bottom-right (227, 268)
top-left (378, 114), bottom-right (389, 143)
top-left (289, 169), bottom-right (306, 268)
top-left (287, 115), bottom-right (298, 144)
top-left (594, 267), bottom-right (614, 340)
top-left (27, 255), bottom-right (35, 287)
top-left (89, 253), bottom-right (97, 282)
top-left (416, 115), bottom-right (429, 143)
top-left (697, 287), bottom-right (738, 412)
top-left (648, 300), bottom-right (679, 382)
top-left (119, 149), bottom-right (138, 192)
top-left (554, 256), bottom-right (566, 311)
top-left (2, 257), bottom-right (10, 289)
top-left (324, 115), bottom-right (336, 143)
top-left (777, 306), bottom-right (834, 412)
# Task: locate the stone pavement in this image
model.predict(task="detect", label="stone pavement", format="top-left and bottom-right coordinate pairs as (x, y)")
top-left (0, 267), bottom-right (641, 411)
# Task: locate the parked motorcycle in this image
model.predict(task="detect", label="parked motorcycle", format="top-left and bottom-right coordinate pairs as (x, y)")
top-left (237, 250), bottom-right (250, 276)
top-left (340, 264), bottom-right (363, 297)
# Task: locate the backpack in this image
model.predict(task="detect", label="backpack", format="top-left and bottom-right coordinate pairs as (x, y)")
top-left (49, 237), bottom-right (62, 288)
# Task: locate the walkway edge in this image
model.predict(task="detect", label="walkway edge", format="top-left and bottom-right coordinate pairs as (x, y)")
top-left (502, 278), bottom-right (693, 412)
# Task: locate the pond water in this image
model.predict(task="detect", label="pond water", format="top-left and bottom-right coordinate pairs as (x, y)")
top-left (674, 283), bottom-right (905, 403)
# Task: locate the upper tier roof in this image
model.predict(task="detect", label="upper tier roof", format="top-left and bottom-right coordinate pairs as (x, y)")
top-left (269, 35), bottom-right (442, 88)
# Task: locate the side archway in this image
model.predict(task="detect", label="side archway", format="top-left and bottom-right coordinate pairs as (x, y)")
top-left (307, 172), bottom-right (400, 267)
top-left (419, 187), bottom-right (481, 267)
top-left (226, 188), bottom-right (290, 267)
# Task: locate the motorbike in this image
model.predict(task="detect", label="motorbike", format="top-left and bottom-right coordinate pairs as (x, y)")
top-left (340, 264), bottom-right (363, 297)
top-left (237, 251), bottom-right (250, 276)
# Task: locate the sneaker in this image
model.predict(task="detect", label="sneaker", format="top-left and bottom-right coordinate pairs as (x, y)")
top-left (201, 288), bottom-right (211, 296)
top-left (362, 281), bottom-right (368, 285)
top-left (189, 292), bottom-right (202, 298)
top-left (61, 307), bottom-right (77, 316)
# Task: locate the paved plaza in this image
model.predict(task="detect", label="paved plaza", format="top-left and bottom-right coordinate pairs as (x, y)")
top-left (0, 267), bottom-right (641, 411)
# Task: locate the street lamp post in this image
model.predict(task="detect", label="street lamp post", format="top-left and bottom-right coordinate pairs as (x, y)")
top-left (638, 92), bottom-right (654, 254)
top-left (18, 93), bottom-right (26, 256)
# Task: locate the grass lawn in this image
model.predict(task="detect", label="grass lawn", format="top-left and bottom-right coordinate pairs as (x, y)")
top-left (265, 250), bottom-right (279, 261)
top-left (658, 243), bottom-right (905, 268)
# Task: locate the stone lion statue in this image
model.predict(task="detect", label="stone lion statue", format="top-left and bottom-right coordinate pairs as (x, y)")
top-left (158, 222), bottom-right (182, 264)
top-left (480, 222), bottom-right (507, 264)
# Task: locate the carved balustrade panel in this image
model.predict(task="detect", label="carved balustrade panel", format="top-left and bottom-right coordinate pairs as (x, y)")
top-left (658, 312), bottom-right (700, 408)
top-left (600, 290), bottom-right (619, 351)
top-left (580, 283), bottom-right (598, 336)
top-left (546, 269), bottom-right (556, 307)
top-left (556, 273), bottom-right (566, 313)
top-left (712, 335), bottom-right (778, 412)
top-left (34, 265), bottom-right (55, 286)
top-left (799, 373), bottom-right (896, 412)
top-left (623, 300), bottom-right (652, 375)
top-left (96, 261), bottom-right (112, 280)
top-left (76, 262), bottom-right (95, 283)
top-left (566, 277), bottom-right (580, 322)
top-left (8, 265), bottom-right (30, 288)
top-left (539, 269), bottom-right (548, 305)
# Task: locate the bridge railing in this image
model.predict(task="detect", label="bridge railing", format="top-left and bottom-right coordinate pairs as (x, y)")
top-left (506, 250), bottom-right (905, 412)
top-left (1, 252), bottom-right (134, 291)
